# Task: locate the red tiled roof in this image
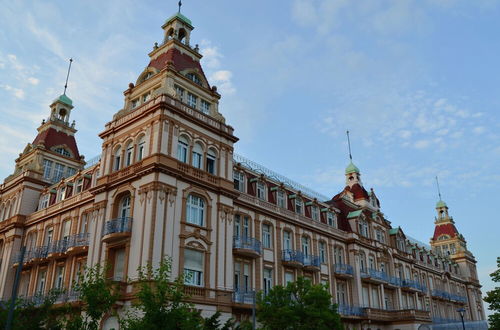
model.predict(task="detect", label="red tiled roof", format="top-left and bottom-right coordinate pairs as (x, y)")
top-left (432, 223), bottom-right (459, 241)
top-left (148, 48), bottom-right (209, 84)
top-left (33, 127), bottom-right (80, 159)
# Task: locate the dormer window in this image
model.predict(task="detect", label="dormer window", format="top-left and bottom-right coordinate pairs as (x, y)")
top-left (186, 73), bottom-right (202, 85)
top-left (54, 147), bottom-right (71, 157)
top-left (358, 220), bottom-right (369, 238)
top-left (295, 197), bottom-right (303, 215)
top-left (76, 178), bottom-right (83, 193)
top-left (256, 181), bottom-right (266, 200)
top-left (311, 205), bottom-right (319, 221)
top-left (276, 190), bottom-right (286, 208)
top-left (38, 194), bottom-right (49, 210)
top-left (327, 212), bottom-right (336, 227)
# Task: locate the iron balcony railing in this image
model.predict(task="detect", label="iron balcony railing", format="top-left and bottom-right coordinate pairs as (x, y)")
top-left (232, 290), bottom-right (255, 304)
top-left (48, 239), bottom-right (69, 254)
top-left (232, 236), bottom-right (262, 255)
top-left (449, 293), bottom-right (467, 303)
top-left (282, 249), bottom-right (304, 264)
top-left (103, 217), bottom-right (132, 236)
top-left (337, 304), bottom-right (366, 316)
top-left (303, 254), bottom-right (321, 268)
top-left (432, 289), bottom-right (451, 300)
top-left (33, 245), bottom-right (49, 259)
top-left (401, 279), bottom-right (422, 291)
top-left (389, 276), bottom-right (402, 287)
top-left (19, 290), bottom-right (80, 307)
top-left (362, 269), bottom-right (389, 282)
top-left (333, 263), bottom-right (354, 275)
top-left (68, 233), bottom-right (90, 248)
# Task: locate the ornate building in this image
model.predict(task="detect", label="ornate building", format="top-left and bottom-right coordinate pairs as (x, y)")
top-left (0, 8), bottom-right (486, 330)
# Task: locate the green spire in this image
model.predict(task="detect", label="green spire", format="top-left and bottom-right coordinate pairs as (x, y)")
top-left (345, 162), bottom-right (360, 175)
top-left (436, 200), bottom-right (447, 208)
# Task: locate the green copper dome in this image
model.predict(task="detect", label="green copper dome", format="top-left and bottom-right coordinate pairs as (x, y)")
top-left (166, 12), bottom-right (192, 27)
top-left (54, 94), bottom-right (73, 106)
top-left (345, 162), bottom-right (360, 174)
top-left (436, 200), bottom-right (447, 208)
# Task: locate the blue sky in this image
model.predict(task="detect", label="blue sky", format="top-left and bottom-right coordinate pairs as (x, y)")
top-left (1, 0), bottom-right (499, 316)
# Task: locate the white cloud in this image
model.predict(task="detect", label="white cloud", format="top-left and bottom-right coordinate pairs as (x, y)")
top-left (27, 77), bottom-right (39, 85)
top-left (200, 40), bottom-right (223, 69)
top-left (414, 139), bottom-right (431, 149)
top-left (473, 126), bottom-right (485, 134)
top-left (210, 70), bottom-right (236, 95)
top-left (0, 84), bottom-right (25, 99)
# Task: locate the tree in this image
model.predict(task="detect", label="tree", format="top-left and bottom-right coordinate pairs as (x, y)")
top-left (484, 257), bottom-right (500, 330)
top-left (257, 277), bottom-right (343, 330)
top-left (64, 263), bottom-right (119, 330)
top-left (120, 257), bottom-right (234, 330)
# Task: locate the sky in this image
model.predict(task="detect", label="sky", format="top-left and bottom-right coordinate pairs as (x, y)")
top-left (0, 0), bottom-right (499, 317)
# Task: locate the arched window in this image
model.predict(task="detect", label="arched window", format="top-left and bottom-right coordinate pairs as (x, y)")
top-left (177, 136), bottom-right (189, 163)
top-left (191, 142), bottom-right (203, 169)
top-left (206, 148), bottom-right (216, 174)
top-left (359, 252), bottom-right (366, 272)
top-left (137, 135), bottom-right (146, 161)
top-left (283, 230), bottom-right (292, 250)
top-left (125, 141), bottom-right (133, 167)
top-left (186, 194), bottom-right (204, 226)
top-left (262, 223), bottom-right (272, 248)
top-left (113, 146), bottom-right (122, 171)
top-left (119, 195), bottom-right (131, 219)
top-left (334, 246), bottom-right (343, 264)
top-left (178, 28), bottom-right (187, 43)
top-left (301, 236), bottom-right (310, 257)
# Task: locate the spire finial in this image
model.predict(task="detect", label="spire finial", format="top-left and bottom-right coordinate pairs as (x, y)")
top-left (63, 58), bottom-right (73, 95)
top-left (178, 0), bottom-right (182, 13)
top-left (346, 130), bottom-right (353, 162)
top-left (435, 176), bottom-right (442, 201)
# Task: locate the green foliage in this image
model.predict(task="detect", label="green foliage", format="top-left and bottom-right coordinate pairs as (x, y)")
top-left (257, 277), bottom-right (343, 330)
top-left (64, 263), bottom-right (119, 330)
top-left (0, 289), bottom-right (65, 329)
top-left (120, 257), bottom-right (234, 330)
top-left (484, 257), bottom-right (500, 330)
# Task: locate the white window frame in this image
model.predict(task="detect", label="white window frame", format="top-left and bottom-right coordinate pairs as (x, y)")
top-left (186, 195), bottom-right (205, 226)
top-left (177, 136), bottom-right (189, 163)
top-left (256, 181), bottom-right (266, 200)
top-left (233, 171), bottom-right (245, 192)
top-left (311, 205), bottom-right (319, 221)
top-left (295, 197), bottom-right (303, 214)
top-left (262, 224), bottom-right (272, 249)
top-left (319, 241), bottom-right (326, 263)
top-left (201, 99), bottom-right (210, 114)
top-left (187, 92), bottom-right (198, 108)
top-left (191, 143), bottom-right (203, 169)
top-left (184, 249), bottom-right (204, 287)
top-left (277, 190), bottom-right (285, 208)
top-left (263, 268), bottom-right (273, 295)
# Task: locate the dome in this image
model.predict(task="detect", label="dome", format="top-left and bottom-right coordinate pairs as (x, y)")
top-left (53, 94), bottom-right (73, 106)
top-left (345, 162), bottom-right (360, 174)
top-left (166, 12), bottom-right (192, 27)
top-left (436, 200), bottom-right (447, 208)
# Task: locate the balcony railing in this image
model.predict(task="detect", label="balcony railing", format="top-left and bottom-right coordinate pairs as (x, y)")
top-left (362, 269), bottom-right (389, 282)
top-left (282, 249), bottom-right (304, 264)
top-left (338, 304), bottom-right (365, 316)
top-left (401, 279), bottom-right (423, 291)
top-left (48, 239), bottom-right (69, 254)
top-left (103, 217), bottom-right (132, 236)
top-left (233, 236), bottom-right (261, 255)
top-left (432, 289), bottom-right (450, 300)
top-left (388, 276), bottom-right (402, 287)
top-left (333, 263), bottom-right (354, 276)
top-left (68, 233), bottom-right (90, 248)
top-left (303, 254), bottom-right (321, 269)
top-left (233, 290), bottom-right (255, 304)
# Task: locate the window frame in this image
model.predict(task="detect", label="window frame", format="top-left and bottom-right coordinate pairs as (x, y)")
top-left (186, 194), bottom-right (205, 227)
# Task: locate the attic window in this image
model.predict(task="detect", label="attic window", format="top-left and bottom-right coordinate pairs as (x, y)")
top-left (54, 147), bottom-right (71, 157)
top-left (144, 72), bottom-right (153, 80)
top-left (186, 73), bottom-right (202, 85)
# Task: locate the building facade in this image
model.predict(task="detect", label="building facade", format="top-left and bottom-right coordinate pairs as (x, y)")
top-left (0, 9), bottom-right (486, 330)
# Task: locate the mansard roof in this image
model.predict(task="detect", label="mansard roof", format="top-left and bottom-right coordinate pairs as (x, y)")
top-left (432, 222), bottom-right (459, 241)
top-left (32, 127), bottom-right (80, 159)
top-left (148, 48), bottom-right (209, 85)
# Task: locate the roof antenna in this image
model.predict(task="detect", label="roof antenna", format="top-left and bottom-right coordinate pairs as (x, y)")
top-left (178, 0), bottom-right (182, 13)
top-left (435, 176), bottom-right (442, 201)
top-left (346, 130), bottom-right (353, 162)
top-left (63, 58), bottom-right (73, 95)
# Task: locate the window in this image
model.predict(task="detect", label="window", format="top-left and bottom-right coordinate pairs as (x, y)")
top-left (76, 178), bottom-right (83, 193)
top-left (142, 93), bottom-right (151, 103)
top-left (80, 213), bottom-right (88, 234)
top-left (131, 99), bottom-right (138, 109)
top-left (186, 195), bottom-right (205, 226)
top-left (206, 148), bottom-right (216, 174)
top-left (319, 241), bottom-right (326, 263)
top-left (283, 231), bottom-right (292, 250)
top-left (37, 270), bottom-right (47, 294)
top-left (184, 249), bottom-right (204, 286)
top-left (234, 262), bottom-right (251, 292)
top-left (113, 248), bottom-right (126, 281)
top-left (186, 73), bottom-right (202, 85)
top-left (175, 85), bottom-right (184, 101)
top-left (376, 229), bottom-right (385, 243)
top-left (301, 236), bottom-right (310, 256)
top-left (234, 214), bottom-right (250, 238)
top-left (360, 253), bottom-right (366, 272)
top-left (358, 220), bottom-right (369, 238)
top-left (61, 220), bottom-right (71, 240)
top-left (38, 195), bottom-right (49, 210)
top-left (187, 93), bottom-right (197, 108)
top-left (67, 167), bottom-right (76, 176)
top-left (43, 159), bottom-right (53, 179)
top-left (54, 147), bottom-right (71, 157)
top-left (277, 190), bottom-right (285, 208)
top-left (233, 171), bottom-right (245, 192)
top-left (53, 163), bottom-right (65, 182)
top-left (137, 135), bottom-right (146, 161)
top-left (263, 268), bottom-right (273, 295)
top-left (191, 143), bottom-right (203, 169)
top-left (57, 186), bottom-right (66, 202)
top-left (369, 256), bottom-right (375, 270)
top-left (201, 100), bottom-right (210, 114)
top-left (177, 136), bottom-right (189, 163)
top-left (54, 266), bottom-right (65, 289)
top-left (327, 212), bottom-right (336, 227)
top-left (285, 272), bottom-right (294, 285)
top-left (337, 282), bottom-right (347, 305)
top-left (295, 197), bottom-right (303, 214)
top-left (45, 227), bottom-right (53, 246)
top-left (125, 142), bottom-right (133, 166)
top-left (256, 181), bottom-right (266, 200)
top-left (334, 247), bottom-right (343, 264)
top-left (262, 224), bottom-right (272, 248)
top-left (119, 195), bottom-right (131, 219)
top-left (114, 147), bottom-right (122, 171)
top-left (311, 205), bottom-right (319, 221)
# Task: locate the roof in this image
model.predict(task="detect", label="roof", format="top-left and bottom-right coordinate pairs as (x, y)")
top-left (148, 48), bottom-right (208, 83)
top-left (345, 161), bottom-right (360, 174)
top-left (436, 200), bottom-right (447, 208)
top-left (165, 12), bottom-right (193, 27)
top-left (432, 223), bottom-right (459, 241)
top-left (53, 94), bottom-right (73, 106)
top-left (348, 183), bottom-right (369, 200)
top-left (32, 127), bottom-right (80, 159)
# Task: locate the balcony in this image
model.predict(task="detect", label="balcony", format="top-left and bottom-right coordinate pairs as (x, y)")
top-left (66, 233), bottom-right (90, 254)
top-left (333, 263), bottom-right (354, 278)
top-left (47, 240), bottom-right (69, 258)
top-left (365, 308), bottom-right (432, 323)
top-left (102, 217), bottom-right (132, 242)
top-left (232, 236), bottom-right (261, 258)
top-left (401, 279), bottom-right (422, 292)
top-left (233, 290), bottom-right (255, 305)
top-left (431, 289), bottom-right (451, 300)
top-left (361, 269), bottom-right (389, 284)
top-left (338, 304), bottom-right (365, 317)
top-left (386, 276), bottom-right (402, 288)
top-left (281, 249), bottom-right (304, 268)
top-left (32, 246), bottom-right (49, 262)
top-left (449, 293), bottom-right (467, 304)
top-left (303, 255), bottom-right (321, 272)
